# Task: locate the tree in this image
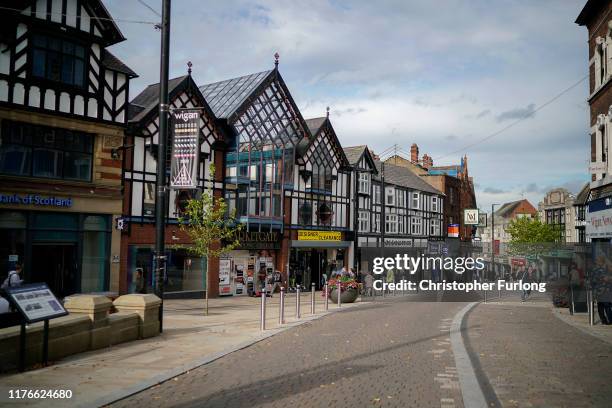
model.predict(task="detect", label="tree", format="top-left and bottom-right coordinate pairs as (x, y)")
top-left (505, 216), bottom-right (561, 259)
top-left (176, 164), bottom-right (242, 314)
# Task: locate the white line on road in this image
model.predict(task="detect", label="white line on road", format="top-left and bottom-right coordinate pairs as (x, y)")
top-left (450, 302), bottom-right (487, 408)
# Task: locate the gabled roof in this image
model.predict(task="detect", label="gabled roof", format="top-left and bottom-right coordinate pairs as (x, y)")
top-left (13, 0), bottom-right (126, 46)
top-left (343, 145), bottom-right (378, 174)
top-left (574, 183), bottom-right (590, 205)
top-left (494, 199), bottom-right (536, 218)
top-left (199, 70), bottom-right (272, 119)
top-left (575, 0), bottom-right (602, 26)
top-left (127, 75), bottom-right (219, 137)
top-left (129, 76), bottom-right (189, 123)
top-left (101, 49), bottom-right (138, 78)
top-left (373, 160), bottom-right (443, 195)
top-left (301, 117), bottom-right (350, 169)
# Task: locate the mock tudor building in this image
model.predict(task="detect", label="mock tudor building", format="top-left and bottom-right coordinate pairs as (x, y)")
top-left (344, 145), bottom-right (445, 274)
top-left (0, 0), bottom-right (136, 297)
top-left (121, 72), bottom-right (225, 296)
top-left (576, 0), bottom-right (612, 243)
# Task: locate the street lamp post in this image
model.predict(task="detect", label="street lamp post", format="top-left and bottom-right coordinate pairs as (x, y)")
top-left (490, 203), bottom-right (500, 284)
top-left (154, 0), bottom-right (171, 333)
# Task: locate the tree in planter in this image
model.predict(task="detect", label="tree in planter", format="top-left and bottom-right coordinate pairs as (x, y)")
top-left (176, 164), bottom-right (242, 315)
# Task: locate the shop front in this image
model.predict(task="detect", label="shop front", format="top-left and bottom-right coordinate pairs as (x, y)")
top-left (0, 193), bottom-right (120, 298)
top-left (223, 230), bottom-right (282, 296)
top-left (290, 230), bottom-right (353, 290)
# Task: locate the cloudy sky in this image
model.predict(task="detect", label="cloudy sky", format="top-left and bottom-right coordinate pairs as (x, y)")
top-left (105, 0), bottom-right (590, 211)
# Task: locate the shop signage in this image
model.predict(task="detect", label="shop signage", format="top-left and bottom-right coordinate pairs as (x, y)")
top-left (234, 231), bottom-right (280, 250)
top-left (297, 230), bottom-right (342, 241)
top-left (464, 209), bottom-right (479, 225)
top-left (0, 193), bottom-right (72, 208)
top-left (383, 238), bottom-right (413, 248)
top-left (586, 202), bottom-right (612, 239)
top-left (477, 213), bottom-right (487, 227)
top-left (447, 224), bottom-right (459, 238)
top-left (170, 109), bottom-right (200, 189)
top-left (589, 161), bottom-right (607, 175)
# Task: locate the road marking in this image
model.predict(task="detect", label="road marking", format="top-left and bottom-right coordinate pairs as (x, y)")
top-left (450, 302), bottom-right (487, 408)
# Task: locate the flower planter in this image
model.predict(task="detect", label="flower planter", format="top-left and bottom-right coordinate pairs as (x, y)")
top-left (329, 288), bottom-right (358, 303)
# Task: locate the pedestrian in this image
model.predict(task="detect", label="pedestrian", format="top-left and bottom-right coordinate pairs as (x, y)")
top-left (349, 267), bottom-right (356, 279)
top-left (386, 268), bottom-right (395, 294)
top-left (269, 269), bottom-right (282, 296)
top-left (1, 263), bottom-right (23, 290)
top-left (519, 266), bottom-right (531, 302)
top-left (592, 256), bottom-right (612, 325)
top-left (321, 272), bottom-right (328, 288)
top-left (364, 273), bottom-right (374, 296)
top-left (257, 265), bottom-right (267, 296)
top-left (134, 268), bottom-right (147, 294)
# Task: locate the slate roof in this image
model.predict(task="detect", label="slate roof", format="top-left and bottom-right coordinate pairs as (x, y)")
top-left (305, 117), bottom-right (327, 135)
top-left (494, 199), bottom-right (536, 218)
top-left (199, 70), bottom-right (272, 119)
top-left (128, 76), bottom-right (188, 123)
top-left (101, 49), bottom-right (138, 77)
top-left (343, 145), bottom-right (368, 165)
top-left (373, 160), bottom-right (443, 195)
top-left (574, 183), bottom-right (590, 206)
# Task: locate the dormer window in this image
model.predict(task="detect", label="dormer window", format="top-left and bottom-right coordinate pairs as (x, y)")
top-left (32, 34), bottom-right (86, 87)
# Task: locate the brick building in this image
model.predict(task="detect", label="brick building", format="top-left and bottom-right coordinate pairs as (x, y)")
top-left (576, 0), bottom-right (612, 242)
top-left (385, 144), bottom-right (477, 241)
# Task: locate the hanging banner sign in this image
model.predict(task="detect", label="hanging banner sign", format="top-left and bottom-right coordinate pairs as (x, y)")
top-left (170, 109), bottom-right (200, 189)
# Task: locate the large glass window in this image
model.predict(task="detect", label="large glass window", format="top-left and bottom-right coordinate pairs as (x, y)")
top-left (81, 216), bottom-right (109, 293)
top-left (0, 121), bottom-right (93, 181)
top-left (32, 34), bottom-right (86, 87)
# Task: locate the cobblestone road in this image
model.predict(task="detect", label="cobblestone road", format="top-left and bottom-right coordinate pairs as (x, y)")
top-left (111, 293), bottom-right (476, 408)
top-left (466, 301), bottom-right (612, 408)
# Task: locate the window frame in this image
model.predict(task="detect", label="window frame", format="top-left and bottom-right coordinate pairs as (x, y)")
top-left (30, 32), bottom-right (88, 89)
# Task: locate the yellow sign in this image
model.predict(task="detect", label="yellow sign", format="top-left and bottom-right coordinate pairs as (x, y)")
top-left (297, 230), bottom-right (342, 241)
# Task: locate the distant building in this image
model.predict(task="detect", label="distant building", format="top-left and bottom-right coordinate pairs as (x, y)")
top-left (386, 144), bottom-right (477, 241)
top-left (573, 183), bottom-right (590, 243)
top-left (480, 199), bottom-right (538, 244)
top-left (538, 188), bottom-right (577, 243)
top-left (576, 0), bottom-right (612, 243)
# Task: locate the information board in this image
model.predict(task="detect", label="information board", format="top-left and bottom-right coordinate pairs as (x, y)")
top-left (4, 283), bottom-right (68, 323)
top-left (170, 109), bottom-right (200, 189)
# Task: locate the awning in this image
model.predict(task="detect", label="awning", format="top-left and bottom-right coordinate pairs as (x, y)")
top-left (290, 240), bottom-right (352, 248)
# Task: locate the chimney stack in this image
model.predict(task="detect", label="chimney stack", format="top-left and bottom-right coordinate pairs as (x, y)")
top-left (410, 143), bottom-right (419, 164)
top-left (422, 154), bottom-right (433, 169)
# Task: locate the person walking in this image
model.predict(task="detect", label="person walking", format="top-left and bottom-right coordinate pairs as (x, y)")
top-left (1, 263), bottom-right (23, 290)
top-left (520, 266), bottom-right (531, 302)
top-left (386, 268), bottom-right (395, 295)
top-left (364, 272), bottom-right (374, 297)
top-left (269, 269), bottom-right (282, 296)
top-left (592, 256), bottom-right (612, 325)
top-left (134, 268), bottom-right (147, 294)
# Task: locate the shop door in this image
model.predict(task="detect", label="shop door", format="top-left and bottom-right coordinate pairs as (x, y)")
top-left (31, 244), bottom-right (77, 298)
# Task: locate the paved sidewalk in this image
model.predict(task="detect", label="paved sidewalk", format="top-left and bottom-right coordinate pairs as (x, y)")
top-left (0, 291), bottom-right (369, 407)
top-left (466, 299), bottom-right (612, 408)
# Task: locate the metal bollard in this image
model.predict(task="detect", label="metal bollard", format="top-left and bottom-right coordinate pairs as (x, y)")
top-left (337, 285), bottom-right (342, 308)
top-left (588, 289), bottom-right (594, 326)
top-left (484, 287), bottom-right (487, 303)
top-left (279, 287), bottom-right (285, 325)
top-left (260, 291), bottom-right (267, 331)
top-left (324, 283), bottom-right (329, 311)
top-left (311, 282), bottom-right (316, 314)
top-left (296, 287), bottom-right (301, 319)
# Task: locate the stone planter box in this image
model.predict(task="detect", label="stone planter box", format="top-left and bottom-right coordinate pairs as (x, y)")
top-left (329, 288), bottom-right (358, 303)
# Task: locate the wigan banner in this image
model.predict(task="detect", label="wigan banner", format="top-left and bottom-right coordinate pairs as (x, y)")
top-left (170, 109), bottom-right (200, 189)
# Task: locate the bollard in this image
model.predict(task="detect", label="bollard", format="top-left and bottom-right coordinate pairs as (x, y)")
top-left (260, 291), bottom-right (267, 331)
top-left (484, 287), bottom-right (487, 303)
top-left (337, 285), bottom-right (342, 308)
top-left (588, 289), bottom-right (594, 326)
top-left (311, 282), bottom-right (316, 314)
top-left (279, 287), bottom-right (285, 325)
top-left (296, 287), bottom-right (301, 319)
top-left (324, 283), bottom-right (329, 311)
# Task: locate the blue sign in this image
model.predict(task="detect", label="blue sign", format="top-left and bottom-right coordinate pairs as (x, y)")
top-left (0, 193), bottom-right (72, 208)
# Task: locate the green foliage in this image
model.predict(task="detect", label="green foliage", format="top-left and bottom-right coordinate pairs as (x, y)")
top-left (176, 164), bottom-right (242, 260)
top-left (505, 216), bottom-right (561, 258)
